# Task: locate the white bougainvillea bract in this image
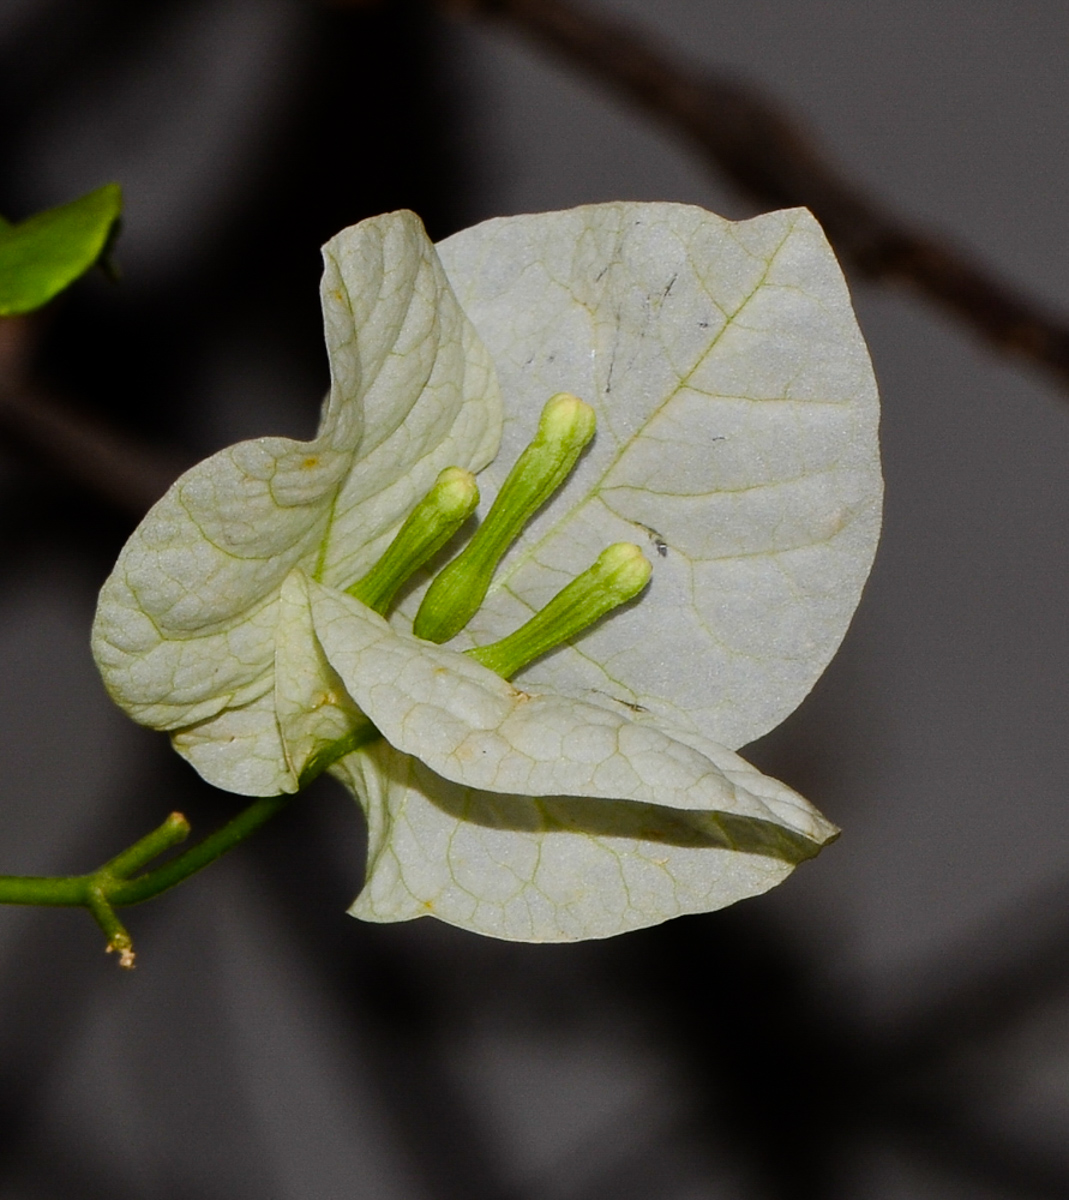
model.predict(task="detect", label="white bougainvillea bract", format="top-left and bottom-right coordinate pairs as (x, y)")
top-left (92, 202), bottom-right (881, 941)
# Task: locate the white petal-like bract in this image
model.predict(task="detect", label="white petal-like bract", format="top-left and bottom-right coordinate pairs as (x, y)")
top-left (307, 577), bottom-right (835, 939)
top-left (310, 578), bottom-right (834, 841)
top-left (335, 743), bottom-right (820, 942)
top-left (432, 203), bottom-right (881, 748)
top-left (92, 211), bottom-right (502, 792)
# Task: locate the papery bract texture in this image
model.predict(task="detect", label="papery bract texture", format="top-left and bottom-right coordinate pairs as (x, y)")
top-left (334, 745), bottom-right (823, 941)
top-left (92, 211), bottom-right (502, 794)
top-left (307, 576), bottom-right (835, 941)
top-left (427, 203), bottom-right (881, 749)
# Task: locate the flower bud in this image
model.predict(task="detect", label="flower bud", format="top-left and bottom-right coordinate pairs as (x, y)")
top-left (414, 393), bottom-right (595, 643)
top-left (467, 542), bottom-right (652, 680)
top-left (347, 467), bottom-right (478, 615)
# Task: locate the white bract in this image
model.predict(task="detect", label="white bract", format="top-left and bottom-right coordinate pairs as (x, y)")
top-left (92, 202), bottom-right (881, 942)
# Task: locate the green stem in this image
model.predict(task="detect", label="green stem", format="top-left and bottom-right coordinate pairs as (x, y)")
top-left (102, 811), bottom-right (190, 879)
top-left (0, 723), bottom-right (381, 965)
top-left (0, 789), bottom-right (299, 965)
top-left (85, 883), bottom-right (135, 968)
top-left (0, 798), bottom-right (288, 909)
top-left (0, 872), bottom-right (87, 906)
top-left (109, 793), bottom-right (294, 906)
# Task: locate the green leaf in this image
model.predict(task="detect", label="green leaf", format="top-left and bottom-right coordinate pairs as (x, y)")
top-left (0, 183), bottom-right (122, 315)
top-left (430, 203), bottom-right (882, 750)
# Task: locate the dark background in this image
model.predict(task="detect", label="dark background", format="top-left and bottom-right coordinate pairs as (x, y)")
top-left (1, 1), bottom-right (1068, 1196)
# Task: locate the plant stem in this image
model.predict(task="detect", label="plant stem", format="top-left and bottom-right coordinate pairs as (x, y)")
top-left (0, 872), bottom-right (86, 906)
top-left (0, 792), bottom-right (298, 965)
top-left (110, 793), bottom-right (293, 905)
top-left (0, 795), bottom-right (294, 909)
top-left (85, 883), bottom-right (135, 968)
top-left (102, 811), bottom-right (190, 880)
top-left (0, 723), bottom-right (380, 964)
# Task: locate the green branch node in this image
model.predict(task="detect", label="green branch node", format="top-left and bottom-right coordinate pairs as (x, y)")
top-left (0, 798), bottom-right (295, 967)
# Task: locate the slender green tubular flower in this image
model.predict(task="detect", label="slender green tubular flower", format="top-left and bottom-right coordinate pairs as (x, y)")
top-left (347, 467), bottom-right (479, 615)
top-left (467, 542), bottom-right (652, 680)
top-left (414, 392), bottom-right (596, 644)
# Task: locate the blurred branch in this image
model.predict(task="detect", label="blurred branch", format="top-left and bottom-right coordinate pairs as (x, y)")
top-left (6, 0), bottom-right (1069, 516)
top-left (886, 1097), bottom-right (1069, 1200)
top-left (0, 316), bottom-right (181, 516)
top-left (435, 0), bottom-right (1069, 393)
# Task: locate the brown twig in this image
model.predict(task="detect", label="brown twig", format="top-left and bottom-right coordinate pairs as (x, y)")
top-left (437, 0), bottom-right (1069, 391)
top-left (5, 0), bottom-right (1069, 518)
top-left (0, 317), bottom-right (182, 516)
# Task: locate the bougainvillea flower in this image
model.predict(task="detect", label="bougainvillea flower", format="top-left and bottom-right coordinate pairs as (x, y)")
top-left (92, 202), bottom-right (881, 941)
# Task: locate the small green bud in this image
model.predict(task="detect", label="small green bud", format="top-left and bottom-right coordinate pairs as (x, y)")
top-left (467, 542), bottom-right (652, 680)
top-left (414, 393), bottom-right (596, 643)
top-left (347, 467), bottom-right (479, 615)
